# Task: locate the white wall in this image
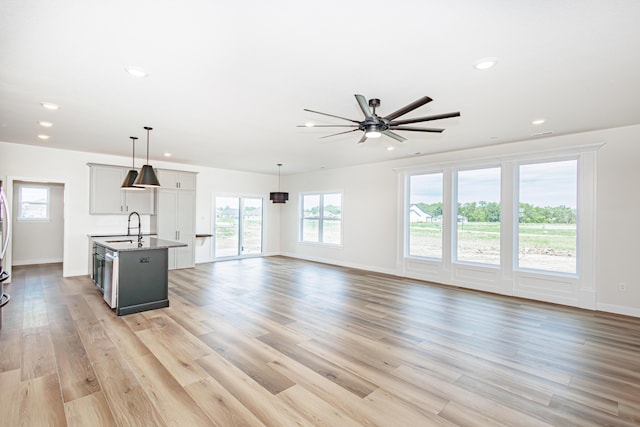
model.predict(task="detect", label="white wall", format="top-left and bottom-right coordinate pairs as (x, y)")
top-left (280, 124), bottom-right (640, 317)
top-left (0, 141), bottom-right (280, 278)
top-left (12, 181), bottom-right (64, 265)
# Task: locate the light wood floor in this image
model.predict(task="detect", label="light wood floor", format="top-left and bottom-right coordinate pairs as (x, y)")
top-left (1, 257), bottom-right (640, 426)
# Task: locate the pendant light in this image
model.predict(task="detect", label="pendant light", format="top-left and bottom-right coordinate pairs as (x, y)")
top-left (133, 126), bottom-right (161, 187)
top-left (269, 163), bottom-right (289, 204)
top-left (121, 136), bottom-right (144, 190)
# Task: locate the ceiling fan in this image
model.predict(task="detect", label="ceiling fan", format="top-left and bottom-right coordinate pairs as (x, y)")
top-left (299, 94), bottom-right (460, 144)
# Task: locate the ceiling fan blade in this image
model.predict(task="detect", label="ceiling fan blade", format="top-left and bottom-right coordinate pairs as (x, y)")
top-left (358, 134), bottom-right (368, 144)
top-left (355, 94), bottom-right (373, 119)
top-left (383, 96), bottom-right (432, 121)
top-left (304, 108), bottom-right (360, 123)
top-left (389, 126), bottom-right (444, 133)
top-left (382, 130), bottom-right (407, 142)
top-left (390, 111), bottom-right (460, 126)
top-left (320, 129), bottom-right (360, 139)
top-left (297, 124), bottom-right (358, 128)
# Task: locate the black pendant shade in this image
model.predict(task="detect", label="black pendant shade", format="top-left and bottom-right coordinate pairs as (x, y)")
top-left (270, 192), bottom-right (289, 203)
top-left (270, 163), bottom-right (288, 204)
top-left (133, 126), bottom-right (161, 187)
top-left (121, 136), bottom-right (144, 190)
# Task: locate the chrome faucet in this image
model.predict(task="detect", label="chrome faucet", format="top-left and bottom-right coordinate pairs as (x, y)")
top-left (127, 211), bottom-right (143, 243)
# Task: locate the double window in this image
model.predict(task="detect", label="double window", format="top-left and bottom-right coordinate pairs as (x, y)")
top-left (301, 192), bottom-right (342, 245)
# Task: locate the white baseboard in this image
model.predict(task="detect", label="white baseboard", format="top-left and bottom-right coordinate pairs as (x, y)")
top-left (596, 302), bottom-right (640, 318)
top-left (12, 258), bottom-right (63, 266)
top-left (279, 251), bottom-right (398, 276)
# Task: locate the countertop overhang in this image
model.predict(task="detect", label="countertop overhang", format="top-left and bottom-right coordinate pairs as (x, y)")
top-left (93, 237), bottom-right (187, 252)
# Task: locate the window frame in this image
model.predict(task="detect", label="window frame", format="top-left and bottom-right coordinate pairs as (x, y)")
top-left (453, 165), bottom-right (502, 267)
top-left (514, 156), bottom-right (579, 275)
top-left (299, 191), bottom-right (343, 246)
top-left (407, 171), bottom-right (444, 260)
top-left (18, 184), bottom-right (50, 221)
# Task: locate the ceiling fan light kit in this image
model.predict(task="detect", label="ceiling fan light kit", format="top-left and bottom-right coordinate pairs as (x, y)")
top-left (133, 126), bottom-right (161, 187)
top-left (299, 94), bottom-right (460, 144)
top-left (270, 163), bottom-right (289, 204)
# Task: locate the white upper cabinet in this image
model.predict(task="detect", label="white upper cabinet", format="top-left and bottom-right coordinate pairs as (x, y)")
top-left (156, 169), bottom-right (196, 190)
top-left (88, 164), bottom-right (155, 214)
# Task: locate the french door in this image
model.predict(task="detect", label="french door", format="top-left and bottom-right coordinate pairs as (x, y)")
top-left (214, 196), bottom-right (263, 258)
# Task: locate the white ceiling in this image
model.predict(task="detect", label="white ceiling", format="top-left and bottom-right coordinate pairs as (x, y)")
top-left (1, 0), bottom-right (640, 175)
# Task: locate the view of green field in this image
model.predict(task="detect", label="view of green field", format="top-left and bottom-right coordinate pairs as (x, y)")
top-left (409, 221), bottom-right (576, 273)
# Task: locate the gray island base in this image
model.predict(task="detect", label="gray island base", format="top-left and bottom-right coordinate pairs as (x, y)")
top-left (92, 237), bottom-right (187, 316)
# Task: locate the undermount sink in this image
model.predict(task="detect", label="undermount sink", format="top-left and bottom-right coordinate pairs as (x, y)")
top-left (105, 239), bottom-right (134, 243)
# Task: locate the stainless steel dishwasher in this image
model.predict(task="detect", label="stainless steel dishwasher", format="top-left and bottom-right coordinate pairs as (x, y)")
top-left (103, 250), bottom-right (118, 308)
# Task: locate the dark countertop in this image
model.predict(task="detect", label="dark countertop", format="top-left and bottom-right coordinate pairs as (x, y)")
top-left (93, 237), bottom-right (187, 252)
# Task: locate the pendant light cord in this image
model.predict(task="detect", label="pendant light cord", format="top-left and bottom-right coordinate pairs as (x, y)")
top-left (277, 163), bottom-right (283, 191)
top-left (130, 136), bottom-right (138, 168)
top-left (144, 126), bottom-right (153, 164)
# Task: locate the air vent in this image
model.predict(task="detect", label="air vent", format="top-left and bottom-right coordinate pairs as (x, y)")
top-left (531, 130), bottom-right (554, 137)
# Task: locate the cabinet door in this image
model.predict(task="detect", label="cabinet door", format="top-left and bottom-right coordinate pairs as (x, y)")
top-left (177, 173), bottom-right (197, 190)
top-left (156, 170), bottom-right (179, 189)
top-left (156, 189), bottom-right (178, 240)
top-left (175, 190), bottom-right (196, 269)
top-left (90, 165), bottom-right (125, 214)
top-left (124, 188), bottom-right (155, 215)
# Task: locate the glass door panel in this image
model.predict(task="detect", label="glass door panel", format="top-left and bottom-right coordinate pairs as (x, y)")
top-left (242, 197), bottom-right (263, 254)
top-left (215, 197), bottom-right (239, 257)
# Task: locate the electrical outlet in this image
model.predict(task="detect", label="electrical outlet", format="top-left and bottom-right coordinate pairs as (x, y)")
top-left (619, 282), bottom-right (626, 292)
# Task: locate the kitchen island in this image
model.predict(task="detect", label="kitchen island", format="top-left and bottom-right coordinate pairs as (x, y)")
top-left (92, 237), bottom-right (186, 316)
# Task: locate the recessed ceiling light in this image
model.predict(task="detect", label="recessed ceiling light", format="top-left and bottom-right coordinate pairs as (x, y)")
top-left (532, 119), bottom-right (545, 125)
top-left (163, 152), bottom-right (172, 157)
top-left (38, 121), bottom-right (54, 127)
top-left (474, 57), bottom-right (497, 70)
top-left (37, 134), bottom-right (50, 140)
top-left (386, 146), bottom-right (395, 151)
top-left (304, 122), bottom-right (315, 127)
top-left (41, 102), bottom-right (59, 110)
top-left (125, 66), bottom-right (148, 78)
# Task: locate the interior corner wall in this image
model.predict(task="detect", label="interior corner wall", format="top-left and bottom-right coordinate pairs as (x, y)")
top-left (280, 124), bottom-right (640, 317)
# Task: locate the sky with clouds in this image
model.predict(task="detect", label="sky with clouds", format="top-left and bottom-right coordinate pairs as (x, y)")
top-left (410, 160), bottom-right (577, 208)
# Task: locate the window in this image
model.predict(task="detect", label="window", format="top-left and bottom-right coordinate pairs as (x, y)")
top-left (19, 185), bottom-right (50, 220)
top-left (456, 167), bottom-right (501, 265)
top-left (301, 192), bottom-right (342, 244)
top-left (408, 173), bottom-right (443, 259)
top-left (518, 159), bottom-right (577, 274)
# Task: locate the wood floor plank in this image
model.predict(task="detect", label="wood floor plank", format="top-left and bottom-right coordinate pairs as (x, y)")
top-left (0, 329), bottom-right (23, 373)
top-left (100, 316), bottom-right (151, 360)
top-left (197, 352), bottom-right (313, 427)
top-left (127, 353), bottom-right (216, 426)
top-left (92, 354), bottom-right (167, 427)
top-left (135, 316), bottom-right (211, 387)
top-left (278, 384), bottom-right (365, 427)
top-left (185, 376), bottom-right (267, 427)
top-left (18, 373), bottom-right (67, 426)
top-left (64, 391), bottom-right (116, 427)
top-left (51, 331), bottom-right (101, 402)
top-left (0, 369), bottom-right (21, 425)
top-left (21, 326), bottom-right (57, 381)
